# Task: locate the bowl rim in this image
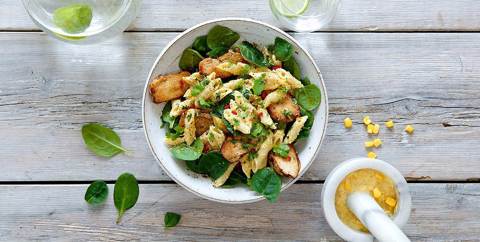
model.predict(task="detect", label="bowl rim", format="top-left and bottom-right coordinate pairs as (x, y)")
top-left (142, 17), bottom-right (329, 203)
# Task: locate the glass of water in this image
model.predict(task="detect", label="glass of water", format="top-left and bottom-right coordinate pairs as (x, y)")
top-left (23, 0), bottom-right (142, 44)
top-left (269, 0), bottom-right (341, 32)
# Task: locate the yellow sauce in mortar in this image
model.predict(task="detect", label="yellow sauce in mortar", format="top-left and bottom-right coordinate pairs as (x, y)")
top-left (335, 168), bottom-right (398, 232)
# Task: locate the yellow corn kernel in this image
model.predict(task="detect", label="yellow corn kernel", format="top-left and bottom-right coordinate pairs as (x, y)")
top-left (364, 141), bottom-right (374, 148)
top-left (367, 124), bottom-right (374, 134)
top-left (385, 120), bottom-right (394, 129)
top-left (373, 188), bottom-right (382, 198)
top-left (367, 151), bottom-right (377, 159)
top-left (385, 197), bottom-right (397, 207)
top-left (344, 117), bottom-right (352, 128)
top-left (363, 116), bottom-right (372, 125)
top-left (405, 125), bottom-right (414, 134)
top-left (373, 138), bottom-right (382, 148)
top-left (372, 124), bottom-right (380, 135)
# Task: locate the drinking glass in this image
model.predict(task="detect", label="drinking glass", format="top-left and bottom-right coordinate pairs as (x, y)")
top-left (269, 0), bottom-right (341, 32)
top-left (23, 0), bottom-right (142, 44)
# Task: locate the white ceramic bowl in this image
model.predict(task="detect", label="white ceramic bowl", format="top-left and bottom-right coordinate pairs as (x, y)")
top-left (142, 18), bottom-right (328, 203)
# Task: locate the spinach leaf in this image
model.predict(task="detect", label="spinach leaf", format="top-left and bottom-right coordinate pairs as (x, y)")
top-left (300, 77), bottom-right (311, 85)
top-left (252, 76), bottom-right (265, 95)
top-left (165, 125), bottom-right (184, 139)
top-left (81, 123), bottom-right (127, 157)
top-left (192, 35), bottom-right (209, 56)
top-left (164, 212), bottom-right (181, 228)
top-left (206, 25), bottom-right (240, 49)
top-left (207, 47), bottom-right (229, 58)
top-left (297, 107), bottom-right (314, 140)
top-left (179, 48), bottom-right (203, 72)
top-left (250, 167), bottom-right (282, 202)
top-left (283, 56), bottom-right (301, 80)
top-left (239, 41), bottom-right (269, 67)
top-left (185, 152), bottom-right (230, 179)
top-left (213, 93), bottom-right (234, 117)
top-left (222, 170), bottom-right (248, 188)
top-left (170, 139), bottom-right (204, 161)
top-left (114, 173), bottom-right (139, 223)
top-left (84, 180), bottom-right (108, 205)
top-left (161, 102), bottom-right (175, 129)
top-left (198, 97), bottom-right (213, 108)
top-left (295, 84), bottom-right (321, 111)
top-left (272, 144), bottom-right (290, 157)
top-left (273, 37), bottom-right (293, 61)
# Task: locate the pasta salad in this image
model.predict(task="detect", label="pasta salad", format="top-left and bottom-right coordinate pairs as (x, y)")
top-left (149, 25), bottom-right (321, 201)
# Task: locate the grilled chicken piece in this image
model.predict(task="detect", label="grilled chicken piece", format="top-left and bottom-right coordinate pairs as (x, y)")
top-left (195, 113), bottom-right (213, 136)
top-left (218, 50), bottom-right (245, 63)
top-left (149, 71), bottom-right (190, 103)
top-left (267, 94), bottom-right (300, 123)
top-left (269, 144), bottom-right (300, 178)
top-left (221, 137), bottom-right (249, 163)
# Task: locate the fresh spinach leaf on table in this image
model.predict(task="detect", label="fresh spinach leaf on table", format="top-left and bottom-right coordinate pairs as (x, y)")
top-left (239, 41), bottom-right (270, 67)
top-left (206, 25), bottom-right (240, 50)
top-left (273, 37), bottom-right (294, 61)
top-left (114, 173), bottom-right (139, 223)
top-left (250, 167), bottom-right (282, 202)
top-left (81, 123), bottom-right (127, 157)
top-left (164, 212), bottom-right (182, 228)
top-left (84, 180), bottom-right (108, 205)
top-left (179, 48), bottom-right (203, 72)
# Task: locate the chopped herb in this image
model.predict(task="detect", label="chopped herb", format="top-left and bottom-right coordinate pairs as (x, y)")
top-left (233, 119), bottom-right (240, 126)
top-left (191, 83), bottom-right (205, 96)
top-left (283, 109), bottom-right (293, 117)
top-left (248, 152), bottom-right (258, 160)
top-left (198, 97), bottom-right (213, 108)
top-left (272, 143), bottom-right (290, 158)
top-left (252, 77), bottom-right (265, 95)
top-left (250, 122), bottom-right (268, 138)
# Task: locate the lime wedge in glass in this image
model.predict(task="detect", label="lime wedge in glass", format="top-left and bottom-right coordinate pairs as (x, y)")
top-left (272, 0), bottom-right (310, 17)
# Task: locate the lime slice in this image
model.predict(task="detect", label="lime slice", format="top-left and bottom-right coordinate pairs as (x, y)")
top-left (272, 0), bottom-right (310, 17)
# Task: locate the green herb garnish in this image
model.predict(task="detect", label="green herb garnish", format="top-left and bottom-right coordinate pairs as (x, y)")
top-left (272, 144), bottom-right (290, 158)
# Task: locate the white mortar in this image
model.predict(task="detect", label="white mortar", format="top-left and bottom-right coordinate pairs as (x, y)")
top-left (321, 158), bottom-right (412, 242)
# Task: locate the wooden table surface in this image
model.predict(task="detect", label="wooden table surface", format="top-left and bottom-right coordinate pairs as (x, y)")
top-left (1, 1), bottom-right (480, 241)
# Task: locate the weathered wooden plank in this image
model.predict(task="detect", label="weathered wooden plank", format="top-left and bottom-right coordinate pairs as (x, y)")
top-left (2, 0), bottom-right (480, 31)
top-left (0, 183), bottom-right (478, 241)
top-left (1, 32), bottom-right (480, 181)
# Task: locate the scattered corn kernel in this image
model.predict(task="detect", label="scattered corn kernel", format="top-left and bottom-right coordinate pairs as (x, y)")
top-left (367, 151), bottom-right (377, 159)
top-left (363, 116), bottom-right (372, 125)
top-left (385, 197), bottom-right (397, 207)
top-left (385, 120), bottom-right (394, 129)
top-left (373, 138), bottom-right (382, 148)
top-left (405, 125), bottom-right (414, 134)
top-left (344, 117), bottom-right (352, 128)
top-left (373, 188), bottom-right (382, 198)
top-left (367, 124), bottom-right (374, 134)
top-left (372, 124), bottom-right (380, 135)
top-left (364, 141), bottom-right (374, 148)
